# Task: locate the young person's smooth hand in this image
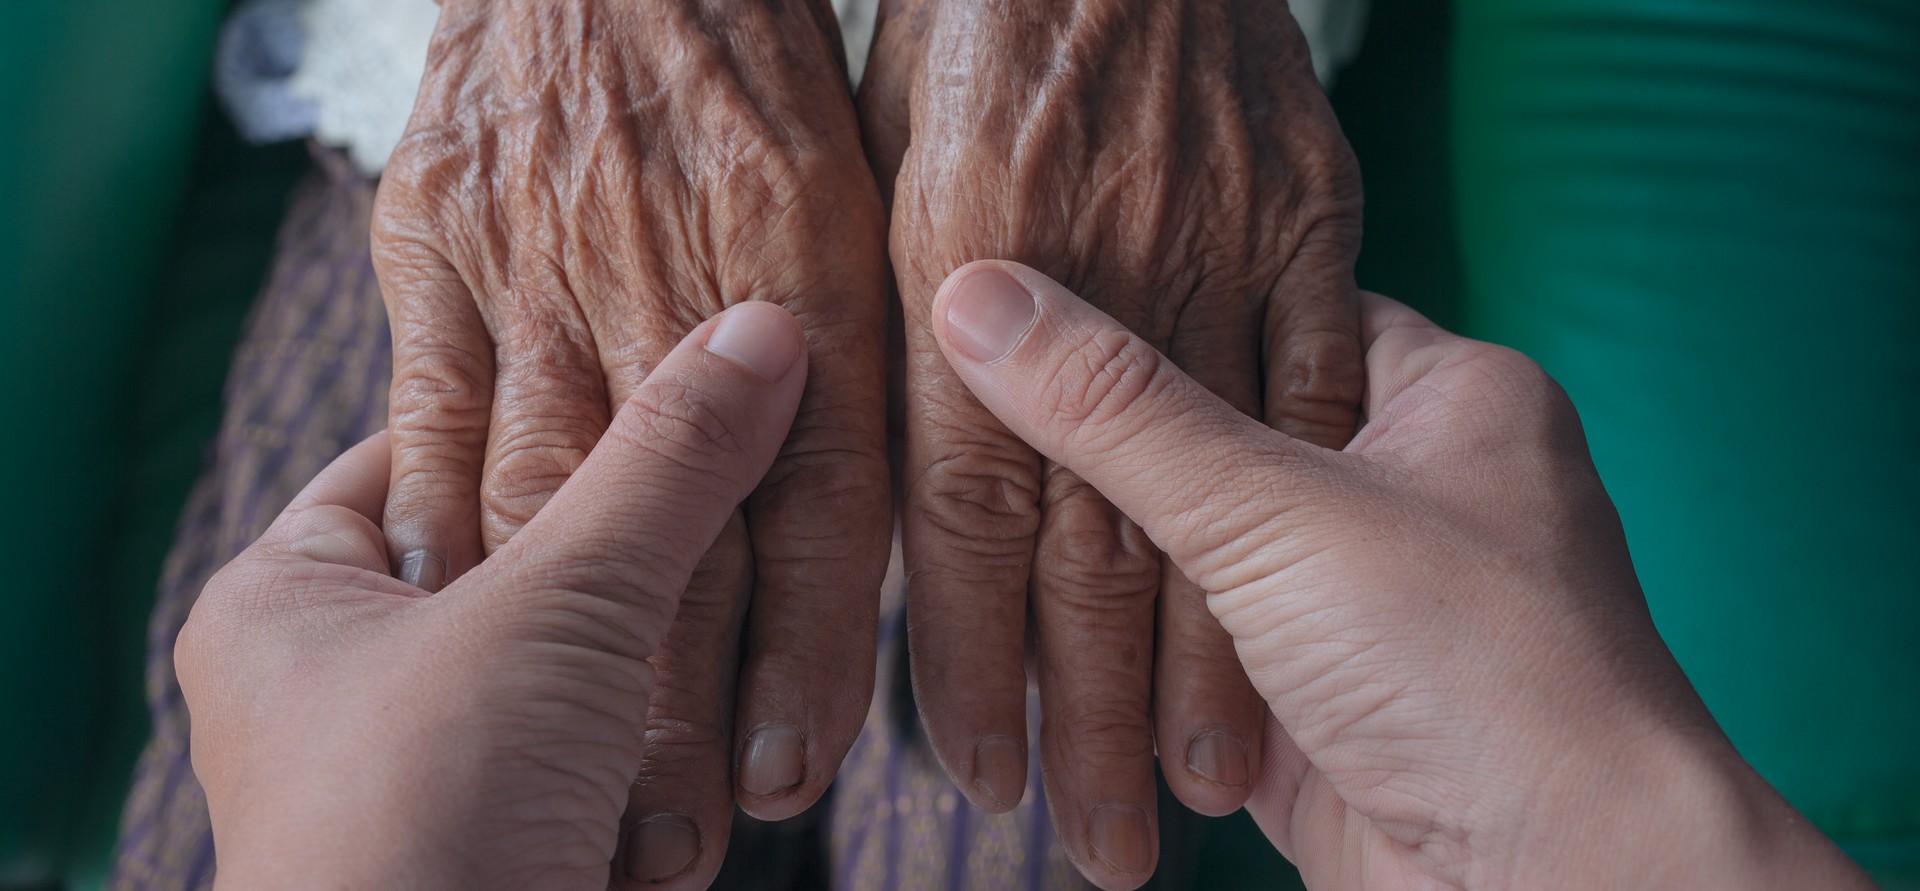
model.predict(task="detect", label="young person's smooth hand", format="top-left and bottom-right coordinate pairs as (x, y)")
top-left (929, 260), bottom-right (1873, 891)
top-left (179, 303), bottom-right (808, 890)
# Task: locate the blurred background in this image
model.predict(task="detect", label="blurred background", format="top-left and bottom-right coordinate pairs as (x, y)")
top-left (1, 0), bottom-right (1914, 888)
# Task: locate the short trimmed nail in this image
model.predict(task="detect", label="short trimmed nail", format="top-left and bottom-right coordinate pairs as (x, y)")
top-left (705, 303), bottom-right (801, 382)
top-left (739, 725), bottom-right (805, 797)
top-left (398, 550), bottom-right (445, 591)
top-left (1089, 804), bottom-right (1153, 875)
top-left (942, 267), bottom-right (1037, 362)
top-left (624, 814), bottom-right (699, 883)
top-left (1186, 730), bottom-right (1250, 787)
top-left (972, 735), bottom-right (1027, 810)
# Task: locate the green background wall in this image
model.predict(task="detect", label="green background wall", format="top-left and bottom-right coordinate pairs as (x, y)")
top-left (1453, 0), bottom-right (1920, 881)
top-left (0, 3), bottom-right (299, 886)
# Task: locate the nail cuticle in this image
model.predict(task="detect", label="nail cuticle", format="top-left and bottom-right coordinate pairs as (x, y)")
top-left (1089, 803), bottom-right (1153, 875)
top-left (1185, 729), bottom-right (1251, 788)
top-left (625, 813), bottom-right (699, 883)
top-left (398, 549), bottom-right (445, 591)
top-left (942, 267), bottom-right (1039, 363)
top-left (972, 734), bottom-right (1027, 810)
top-left (739, 724), bottom-right (806, 798)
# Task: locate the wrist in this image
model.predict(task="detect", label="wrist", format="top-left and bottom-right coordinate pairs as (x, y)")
top-left (1499, 725), bottom-right (1872, 890)
top-left (203, 720), bottom-right (494, 891)
top-left (210, 779), bottom-right (467, 890)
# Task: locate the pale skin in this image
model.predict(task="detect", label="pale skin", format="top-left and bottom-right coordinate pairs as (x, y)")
top-left (181, 274), bottom-right (1874, 891)
top-left (186, 302), bottom-right (812, 890)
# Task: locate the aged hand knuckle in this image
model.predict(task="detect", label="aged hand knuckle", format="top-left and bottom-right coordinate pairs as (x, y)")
top-left (1275, 326), bottom-right (1364, 402)
top-left (1273, 326), bottom-right (1364, 439)
top-left (483, 476), bottom-right (569, 534)
top-left (1055, 701), bottom-right (1154, 756)
top-left (392, 341), bottom-right (492, 417)
top-left (1034, 516), bottom-right (1158, 609)
top-left (639, 711), bottom-right (729, 758)
top-left (486, 421), bottom-right (598, 520)
top-left (913, 452), bottom-right (1042, 533)
top-left (1035, 490), bottom-right (1158, 599)
top-left (490, 423), bottom-right (597, 472)
top-left (1036, 553), bottom-right (1157, 609)
top-left (387, 463), bottom-right (478, 517)
top-left (756, 442), bottom-right (887, 514)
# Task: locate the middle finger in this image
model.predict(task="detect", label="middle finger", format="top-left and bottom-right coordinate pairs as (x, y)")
top-left (478, 306), bottom-right (609, 553)
top-left (1033, 465), bottom-right (1160, 891)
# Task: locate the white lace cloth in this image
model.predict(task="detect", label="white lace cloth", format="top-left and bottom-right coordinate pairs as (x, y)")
top-left (242, 0), bottom-right (1367, 175)
top-left (289, 0), bottom-right (440, 175)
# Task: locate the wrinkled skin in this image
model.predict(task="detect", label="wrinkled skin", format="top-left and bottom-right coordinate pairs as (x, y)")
top-left (371, 1), bottom-right (889, 885)
top-left (929, 263), bottom-right (1878, 891)
top-left (859, 0), bottom-right (1366, 886)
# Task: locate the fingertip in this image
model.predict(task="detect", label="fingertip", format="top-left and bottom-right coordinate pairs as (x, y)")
top-left (382, 525), bottom-right (479, 594)
top-left (1087, 803), bottom-right (1156, 882)
top-left (1172, 729), bottom-right (1256, 817)
top-left (970, 734), bottom-right (1028, 812)
top-left (380, 495), bottom-right (482, 594)
top-left (735, 723), bottom-right (820, 821)
top-left (737, 724), bottom-right (806, 799)
top-left (703, 301), bottom-right (805, 383)
top-left (1356, 290), bottom-right (1445, 348)
top-left (283, 430), bottom-right (393, 521)
top-left (1187, 729), bottom-right (1252, 789)
top-left (1149, 556), bottom-right (1264, 817)
top-left (397, 549), bottom-right (448, 591)
top-left (259, 433), bottom-right (396, 574)
top-left (622, 815), bottom-right (701, 885)
top-left (933, 261), bottom-right (1041, 364)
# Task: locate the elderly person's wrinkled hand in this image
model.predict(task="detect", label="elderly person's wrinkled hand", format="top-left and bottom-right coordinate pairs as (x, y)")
top-left (926, 262), bottom-right (1877, 891)
top-left (859, 0), bottom-right (1365, 882)
top-left (181, 305), bottom-right (811, 890)
top-left (369, 2), bottom-right (891, 884)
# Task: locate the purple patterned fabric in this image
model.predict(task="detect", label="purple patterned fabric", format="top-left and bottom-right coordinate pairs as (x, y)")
top-left (110, 147), bottom-right (391, 891)
top-left (828, 542), bottom-right (1084, 890)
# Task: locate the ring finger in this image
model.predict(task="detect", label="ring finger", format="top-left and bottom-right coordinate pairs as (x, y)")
top-left (616, 514), bottom-right (752, 889)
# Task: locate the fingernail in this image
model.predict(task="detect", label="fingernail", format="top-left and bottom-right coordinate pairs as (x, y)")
top-left (398, 550), bottom-right (445, 591)
top-left (624, 814), bottom-right (700, 883)
top-left (1089, 804), bottom-right (1153, 875)
top-left (972, 734), bottom-right (1027, 810)
top-left (739, 725), bottom-right (805, 797)
top-left (942, 267), bottom-right (1037, 362)
top-left (705, 303), bottom-right (801, 382)
top-left (1186, 730), bottom-right (1250, 788)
